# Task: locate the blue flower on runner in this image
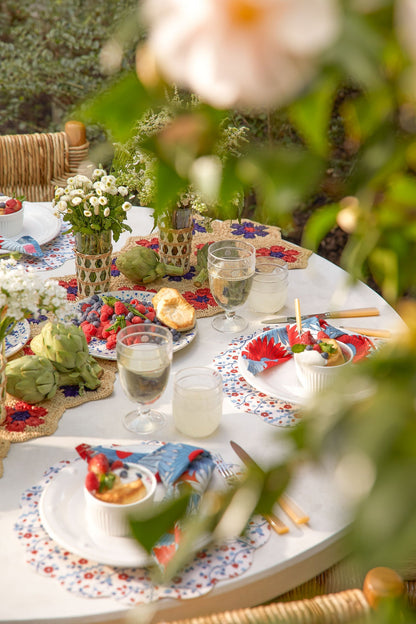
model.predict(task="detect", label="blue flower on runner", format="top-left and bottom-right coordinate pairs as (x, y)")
top-left (193, 220), bottom-right (207, 233)
top-left (28, 314), bottom-right (48, 325)
top-left (60, 385), bottom-right (95, 398)
top-left (111, 258), bottom-right (120, 276)
top-left (230, 221), bottom-right (269, 238)
top-left (167, 266), bottom-right (196, 282)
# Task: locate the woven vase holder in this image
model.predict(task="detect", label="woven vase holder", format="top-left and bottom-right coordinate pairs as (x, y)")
top-left (0, 342), bottom-right (6, 426)
top-left (158, 225), bottom-right (193, 272)
top-left (75, 247), bottom-right (112, 298)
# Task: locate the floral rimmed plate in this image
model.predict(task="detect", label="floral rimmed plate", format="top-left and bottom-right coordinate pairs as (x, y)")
top-left (72, 290), bottom-right (197, 360)
top-left (4, 319), bottom-right (30, 357)
top-left (239, 319), bottom-right (374, 405)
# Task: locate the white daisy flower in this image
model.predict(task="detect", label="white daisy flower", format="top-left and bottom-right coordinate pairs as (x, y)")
top-left (104, 207), bottom-right (111, 217)
top-left (71, 196), bottom-right (83, 206)
top-left (122, 202), bottom-right (132, 211)
top-left (84, 210), bottom-right (92, 217)
top-left (118, 186), bottom-right (129, 196)
top-left (98, 196), bottom-right (108, 205)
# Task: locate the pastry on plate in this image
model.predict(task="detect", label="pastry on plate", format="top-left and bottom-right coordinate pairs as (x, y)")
top-left (152, 287), bottom-right (196, 331)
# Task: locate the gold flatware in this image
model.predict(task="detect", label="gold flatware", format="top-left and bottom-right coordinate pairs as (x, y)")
top-left (214, 453), bottom-right (289, 535)
top-left (262, 307), bottom-right (380, 324)
top-left (340, 326), bottom-right (392, 338)
top-left (230, 441), bottom-right (310, 526)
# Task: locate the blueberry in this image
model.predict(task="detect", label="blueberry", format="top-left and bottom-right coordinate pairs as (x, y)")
top-left (144, 318), bottom-right (151, 324)
top-left (126, 312), bottom-right (133, 321)
top-left (322, 352), bottom-right (329, 359)
top-left (305, 344), bottom-right (313, 350)
top-left (120, 469), bottom-right (128, 478)
top-left (136, 472), bottom-right (142, 479)
top-left (91, 294), bottom-right (100, 301)
top-left (93, 320), bottom-right (100, 328)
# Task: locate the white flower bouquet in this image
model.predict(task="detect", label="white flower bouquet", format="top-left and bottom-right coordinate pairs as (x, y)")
top-left (0, 259), bottom-right (69, 343)
top-left (53, 169), bottom-right (133, 242)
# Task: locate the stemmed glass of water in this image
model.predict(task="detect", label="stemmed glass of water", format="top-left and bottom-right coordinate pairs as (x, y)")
top-left (208, 239), bottom-right (256, 332)
top-left (116, 324), bottom-right (173, 435)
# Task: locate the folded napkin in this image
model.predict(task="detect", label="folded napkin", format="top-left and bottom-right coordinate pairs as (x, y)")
top-left (242, 316), bottom-right (374, 376)
top-left (76, 442), bottom-right (214, 569)
top-left (0, 234), bottom-right (44, 257)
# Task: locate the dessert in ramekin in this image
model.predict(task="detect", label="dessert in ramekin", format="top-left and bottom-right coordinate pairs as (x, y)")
top-left (294, 338), bottom-right (354, 393)
top-left (0, 197), bottom-right (24, 237)
top-left (84, 461), bottom-right (157, 537)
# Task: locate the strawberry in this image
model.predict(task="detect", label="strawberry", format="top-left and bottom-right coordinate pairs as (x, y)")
top-left (88, 452), bottom-right (109, 475)
top-left (85, 471), bottom-right (100, 492)
top-left (4, 206), bottom-right (15, 215)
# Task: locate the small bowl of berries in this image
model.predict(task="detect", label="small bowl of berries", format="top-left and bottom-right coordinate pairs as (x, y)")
top-left (0, 196), bottom-right (24, 237)
top-left (293, 338), bottom-right (354, 394)
top-left (84, 452), bottom-right (157, 537)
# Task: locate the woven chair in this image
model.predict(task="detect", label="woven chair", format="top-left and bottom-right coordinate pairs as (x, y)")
top-left (161, 567), bottom-right (414, 624)
top-left (0, 120), bottom-right (89, 202)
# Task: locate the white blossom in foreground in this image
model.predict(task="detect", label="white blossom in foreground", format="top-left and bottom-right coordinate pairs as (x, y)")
top-left (144, 0), bottom-right (340, 109)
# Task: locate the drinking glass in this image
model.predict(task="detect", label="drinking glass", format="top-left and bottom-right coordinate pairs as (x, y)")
top-left (247, 257), bottom-right (289, 314)
top-left (116, 324), bottom-right (173, 435)
top-left (173, 367), bottom-right (223, 438)
top-left (208, 239), bottom-right (256, 332)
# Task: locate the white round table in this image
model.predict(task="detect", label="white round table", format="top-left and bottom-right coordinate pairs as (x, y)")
top-left (0, 205), bottom-right (404, 623)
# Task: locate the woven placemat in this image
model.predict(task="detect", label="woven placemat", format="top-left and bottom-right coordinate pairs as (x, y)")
top-left (0, 320), bottom-right (116, 475)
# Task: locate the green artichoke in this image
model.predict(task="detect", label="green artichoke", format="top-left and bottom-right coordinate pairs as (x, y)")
top-left (116, 247), bottom-right (183, 283)
top-left (31, 322), bottom-right (90, 373)
top-left (6, 355), bottom-right (60, 403)
top-left (194, 242), bottom-right (209, 287)
top-left (58, 358), bottom-right (103, 392)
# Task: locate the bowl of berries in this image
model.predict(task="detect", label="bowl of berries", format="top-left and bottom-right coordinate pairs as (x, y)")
top-left (84, 452), bottom-right (157, 537)
top-left (0, 196), bottom-right (24, 237)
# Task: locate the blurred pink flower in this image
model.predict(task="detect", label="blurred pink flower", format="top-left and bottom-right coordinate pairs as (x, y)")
top-left (144, 0), bottom-right (340, 109)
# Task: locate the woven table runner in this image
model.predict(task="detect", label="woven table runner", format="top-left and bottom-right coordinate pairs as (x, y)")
top-left (61, 217), bottom-right (312, 319)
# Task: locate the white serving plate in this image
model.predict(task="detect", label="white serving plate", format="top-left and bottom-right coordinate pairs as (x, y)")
top-left (4, 319), bottom-right (30, 357)
top-left (73, 290), bottom-right (197, 360)
top-left (39, 460), bottom-right (152, 567)
top-left (0, 203), bottom-right (61, 254)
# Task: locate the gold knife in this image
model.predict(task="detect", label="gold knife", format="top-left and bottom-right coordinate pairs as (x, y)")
top-left (230, 441), bottom-right (310, 526)
top-left (262, 307), bottom-right (380, 324)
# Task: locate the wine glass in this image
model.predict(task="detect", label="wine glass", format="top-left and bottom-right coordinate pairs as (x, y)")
top-left (208, 239), bottom-right (256, 332)
top-left (116, 324), bottom-right (173, 435)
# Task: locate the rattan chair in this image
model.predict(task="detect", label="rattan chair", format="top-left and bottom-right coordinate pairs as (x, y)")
top-left (0, 120), bottom-right (89, 201)
top-left (160, 566), bottom-right (414, 624)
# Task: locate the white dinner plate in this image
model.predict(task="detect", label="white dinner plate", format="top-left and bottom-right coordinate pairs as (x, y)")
top-left (238, 327), bottom-right (374, 406)
top-left (0, 203), bottom-right (61, 254)
top-left (238, 350), bottom-right (307, 404)
top-left (4, 319), bottom-right (30, 357)
top-left (39, 460), bottom-right (152, 567)
top-left (73, 290), bottom-right (197, 360)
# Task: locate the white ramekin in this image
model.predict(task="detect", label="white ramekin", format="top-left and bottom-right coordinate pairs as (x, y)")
top-left (84, 463), bottom-right (157, 537)
top-left (294, 341), bottom-right (354, 394)
top-left (0, 201), bottom-right (24, 238)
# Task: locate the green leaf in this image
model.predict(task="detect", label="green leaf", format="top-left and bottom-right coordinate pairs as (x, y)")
top-left (291, 344), bottom-right (306, 353)
top-left (129, 492), bottom-right (191, 554)
top-left (302, 204), bottom-right (339, 251)
top-left (289, 73), bottom-right (338, 157)
top-left (78, 71), bottom-right (152, 143)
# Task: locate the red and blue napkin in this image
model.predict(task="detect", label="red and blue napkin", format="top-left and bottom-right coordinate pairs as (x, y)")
top-left (242, 316), bottom-right (374, 376)
top-left (76, 442), bottom-right (214, 570)
top-left (0, 234), bottom-right (44, 257)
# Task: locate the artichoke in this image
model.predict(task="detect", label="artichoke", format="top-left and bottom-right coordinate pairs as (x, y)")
top-left (31, 322), bottom-right (90, 373)
top-left (6, 355), bottom-right (60, 403)
top-left (58, 358), bottom-right (103, 391)
top-left (194, 242), bottom-right (209, 287)
top-left (116, 247), bottom-right (183, 283)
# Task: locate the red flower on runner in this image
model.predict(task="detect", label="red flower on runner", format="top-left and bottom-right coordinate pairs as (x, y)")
top-left (256, 245), bottom-right (300, 263)
top-left (182, 287), bottom-right (217, 310)
top-left (3, 402), bottom-right (48, 433)
top-left (135, 237), bottom-right (159, 250)
top-left (58, 278), bottom-right (78, 301)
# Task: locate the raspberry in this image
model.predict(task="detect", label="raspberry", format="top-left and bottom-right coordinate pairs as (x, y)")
top-left (101, 304), bottom-right (114, 317)
top-left (110, 460), bottom-right (124, 470)
top-left (4, 206), bottom-right (15, 214)
top-left (88, 452), bottom-right (109, 475)
top-left (114, 301), bottom-right (127, 315)
top-left (5, 198), bottom-right (22, 212)
top-left (85, 471), bottom-right (100, 492)
top-left (136, 303), bottom-right (146, 314)
top-left (131, 316), bottom-right (143, 324)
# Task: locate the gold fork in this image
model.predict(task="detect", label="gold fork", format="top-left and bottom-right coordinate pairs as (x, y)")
top-left (213, 454), bottom-right (290, 535)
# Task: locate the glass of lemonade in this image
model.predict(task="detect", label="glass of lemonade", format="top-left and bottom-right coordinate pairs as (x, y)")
top-left (247, 257), bottom-right (289, 314)
top-left (116, 324), bottom-right (173, 435)
top-left (173, 367), bottom-right (223, 438)
top-left (208, 239), bottom-right (256, 332)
